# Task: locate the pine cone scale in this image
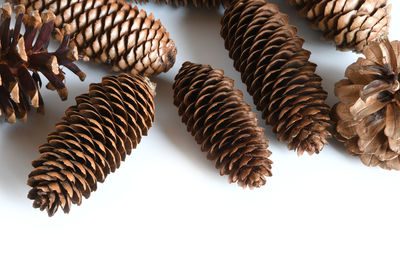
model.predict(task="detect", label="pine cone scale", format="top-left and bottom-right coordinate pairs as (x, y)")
top-left (0, 3), bottom-right (84, 122)
top-left (14, 0), bottom-right (176, 76)
top-left (287, 0), bottom-right (391, 52)
top-left (28, 74), bottom-right (155, 216)
top-left (134, 0), bottom-right (231, 8)
top-left (222, 0), bottom-right (331, 155)
top-left (333, 40), bottom-right (400, 170)
top-left (173, 62), bottom-right (272, 189)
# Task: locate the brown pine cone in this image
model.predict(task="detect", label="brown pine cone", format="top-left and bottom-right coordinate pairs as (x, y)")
top-left (0, 3), bottom-right (85, 123)
top-left (173, 62), bottom-right (273, 189)
top-left (287, 0), bottom-right (391, 52)
top-left (332, 40), bottom-right (400, 170)
top-left (14, 0), bottom-right (177, 76)
top-left (133, 0), bottom-right (231, 8)
top-left (27, 73), bottom-right (155, 216)
top-left (221, 0), bottom-right (331, 155)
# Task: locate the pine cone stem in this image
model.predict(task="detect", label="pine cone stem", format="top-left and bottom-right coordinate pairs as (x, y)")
top-left (28, 73), bottom-right (155, 216)
top-left (173, 61), bottom-right (273, 188)
top-left (221, 0), bottom-right (331, 155)
top-left (13, 0), bottom-right (177, 76)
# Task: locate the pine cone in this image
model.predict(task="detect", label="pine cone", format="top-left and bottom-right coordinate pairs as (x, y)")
top-left (173, 61), bottom-right (273, 188)
top-left (27, 73), bottom-right (155, 216)
top-left (133, 0), bottom-right (231, 8)
top-left (0, 3), bottom-right (84, 123)
top-left (332, 40), bottom-right (400, 170)
top-left (221, 0), bottom-right (331, 155)
top-left (14, 0), bottom-right (177, 76)
top-left (287, 0), bottom-right (391, 52)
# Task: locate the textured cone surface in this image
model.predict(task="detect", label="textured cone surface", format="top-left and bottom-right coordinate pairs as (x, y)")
top-left (15, 0), bottom-right (177, 76)
top-left (287, 0), bottom-right (391, 52)
top-left (333, 40), bottom-right (400, 170)
top-left (134, 0), bottom-right (231, 8)
top-left (0, 3), bottom-right (84, 123)
top-left (28, 73), bottom-right (155, 216)
top-left (221, 0), bottom-right (331, 155)
top-left (173, 61), bottom-right (273, 188)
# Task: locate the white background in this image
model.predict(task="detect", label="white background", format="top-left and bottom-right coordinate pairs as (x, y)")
top-left (0, 0), bottom-right (400, 266)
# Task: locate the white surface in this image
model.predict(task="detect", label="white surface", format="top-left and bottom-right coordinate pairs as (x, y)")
top-left (1, 1), bottom-right (400, 266)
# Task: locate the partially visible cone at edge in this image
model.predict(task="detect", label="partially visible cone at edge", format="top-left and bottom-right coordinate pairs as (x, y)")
top-left (221, 0), bottom-right (331, 155)
top-left (13, 0), bottom-right (177, 76)
top-left (173, 61), bottom-right (273, 189)
top-left (133, 0), bottom-right (231, 8)
top-left (27, 73), bottom-right (155, 216)
top-left (0, 3), bottom-right (85, 123)
top-left (287, 0), bottom-right (391, 52)
top-left (332, 39), bottom-right (400, 170)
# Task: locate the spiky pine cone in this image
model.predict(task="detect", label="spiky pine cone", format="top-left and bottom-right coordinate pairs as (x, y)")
top-left (221, 0), bottom-right (331, 155)
top-left (287, 0), bottom-right (391, 52)
top-left (133, 0), bottom-right (231, 8)
top-left (27, 73), bottom-right (155, 216)
top-left (173, 62), bottom-right (273, 188)
top-left (332, 40), bottom-right (400, 170)
top-left (0, 3), bottom-right (84, 123)
top-left (14, 0), bottom-right (177, 76)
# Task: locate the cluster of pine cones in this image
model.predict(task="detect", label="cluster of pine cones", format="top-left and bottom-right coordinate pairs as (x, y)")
top-left (0, 0), bottom-right (398, 216)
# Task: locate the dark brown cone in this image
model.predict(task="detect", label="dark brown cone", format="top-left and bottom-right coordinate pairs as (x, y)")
top-left (287, 0), bottom-right (391, 52)
top-left (333, 40), bottom-right (400, 170)
top-left (14, 0), bottom-right (177, 76)
top-left (221, 0), bottom-right (331, 155)
top-left (173, 61), bottom-right (273, 189)
top-left (27, 73), bottom-right (155, 216)
top-left (134, 0), bottom-right (231, 8)
top-left (0, 3), bottom-right (85, 123)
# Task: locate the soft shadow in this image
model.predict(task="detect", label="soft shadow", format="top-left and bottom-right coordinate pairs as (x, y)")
top-left (0, 101), bottom-right (64, 200)
top-left (328, 137), bottom-right (349, 155)
top-left (151, 76), bottom-right (218, 175)
top-left (180, 7), bottom-right (227, 65)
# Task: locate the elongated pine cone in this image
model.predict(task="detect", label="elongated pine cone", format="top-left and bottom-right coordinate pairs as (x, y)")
top-left (14, 0), bottom-right (177, 76)
top-left (28, 73), bottom-right (155, 216)
top-left (221, 0), bottom-right (331, 155)
top-left (173, 62), bottom-right (273, 189)
top-left (134, 0), bottom-right (231, 8)
top-left (287, 0), bottom-right (391, 52)
top-left (0, 3), bottom-right (84, 123)
top-left (332, 40), bottom-right (400, 170)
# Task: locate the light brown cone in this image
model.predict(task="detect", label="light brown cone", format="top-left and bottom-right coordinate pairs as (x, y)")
top-left (14, 0), bottom-right (177, 76)
top-left (221, 0), bottom-right (331, 155)
top-left (173, 62), bottom-right (273, 189)
top-left (134, 0), bottom-right (231, 8)
top-left (27, 73), bottom-right (155, 216)
top-left (287, 0), bottom-right (391, 52)
top-left (0, 3), bottom-right (85, 123)
top-left (332, 39), bottom-right (400, 170)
